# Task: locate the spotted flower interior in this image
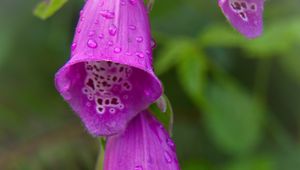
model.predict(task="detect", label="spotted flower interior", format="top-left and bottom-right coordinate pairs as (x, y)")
top-left (58, 60), bottom-right (161, 136)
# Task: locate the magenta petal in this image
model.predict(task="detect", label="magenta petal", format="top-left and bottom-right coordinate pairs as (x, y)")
top-left (218, 0), bottom-right (264, 38)
top-left (55, 0), bottom-right (162, 136)
top-left (104, 111), bottom-right (180, 170)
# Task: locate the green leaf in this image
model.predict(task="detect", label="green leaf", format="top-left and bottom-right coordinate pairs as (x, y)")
top-left (225, 155), bottom-right (275, 170)
top-left (177, 45), bottom-right (207, 105)
top-left (203, 77), bottom-right (265, 155)
top-left (154, 39), bottom-right (194, 75)
top-left (33, 0), bottom-right (68, 20)
top-left (278, 48), bottom-right (300, 85)
top-left (149, 95), bottom-right (174, 135)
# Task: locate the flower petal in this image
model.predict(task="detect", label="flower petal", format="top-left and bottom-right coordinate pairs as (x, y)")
top-left (55, 0), bottom-right (162, 136)
top-left (104, 110), bottom-right (180, 170)
top-left (219, 0), bottom-right (264, 38)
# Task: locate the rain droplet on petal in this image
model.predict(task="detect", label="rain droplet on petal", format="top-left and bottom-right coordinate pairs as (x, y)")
top-left (114, 47), bottom-right (122, 53)
top-left (71, 42), bottom-right (77, 51)
top-left (136, 36), bottom-right (143, 43)
top-left (134, 165), bottom-right (143, 170)
top-left (136, 52), bottom-right (144, 58)
top-left (109, 24), bottom-right (117, 36)
top-left (87, 39), bottom-right (98, 48)
top-left (88, 31), bottom-right (95, 37)
top-left (100, 10), bottom-right (115, 19)
top-left (151, 38), bottom-right (157, 49)
top-left (129, 0), bottom-right (137, 5)
top-left (98, 33), bottom-right (104, 39)
top-left (164, 151), bottom-right (172, 163)
top-left (129, 25), bottom-right (137, 30)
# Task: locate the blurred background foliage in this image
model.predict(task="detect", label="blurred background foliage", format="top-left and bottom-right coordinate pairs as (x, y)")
top-left (0, 0), bottom-right (300, 169)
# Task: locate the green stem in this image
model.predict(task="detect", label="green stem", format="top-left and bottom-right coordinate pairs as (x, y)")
top-left (95, 138), bottom-right (105, 170)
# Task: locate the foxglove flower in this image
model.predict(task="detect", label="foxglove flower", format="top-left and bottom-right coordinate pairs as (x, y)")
top-left (218, 0), bottom-right (264, 38)
top-left (55, 0), bottom-right (162, 136)
top-left (104, 110), bottom-right (180, 170)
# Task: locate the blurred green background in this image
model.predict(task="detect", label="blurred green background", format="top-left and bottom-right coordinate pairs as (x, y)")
top-left (1, 0), bottom-right (300, 169)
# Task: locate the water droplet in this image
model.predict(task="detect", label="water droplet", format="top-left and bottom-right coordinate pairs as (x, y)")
top-left (71, 42), bottom-right (77, 51)
top-left (109, 24), bottom-right (117, 36)
top-left (136, 36), bottom-right (143, 43)
top-left (98, 33), bottom-right (104, 39)
top-left (95, 19), bottom-right (100, 25)
top-left (145, 50), bottom-right (151, 55)
top-left (121, 0), bottom-right (126, 5)
top-left (80, 17), bottom-right (85, 22)
top-left (129, 0), bottom-right (137, 5)
top-left (134, 165), bottom-right (143, 170)
top-left (167, 138), bottom-right (175, 149)
top-left (87, 39), bottom-right (98, 48)
top-left (129, 25), bottom-right (136, 30)
top-left (125, 52), bottom-right (132, 56)
top-left (108, 40), bottom-right (114, 46)
top-left (100, 10), bottom-right (115, 19)
top-left (88, 31), bottom-right (95, 37)
top-left (151, 38), bottom-right (157, 49)
top-left (136, 52), bottom-right (144, 58)
top-left (114, 47), bottom-right (122, 53)
top-left (164, 151), bottom-right (172, 163)
top-left (77, 28), bottom-right (82, 33)
top-left (80, 10), bottom-right (84, 16)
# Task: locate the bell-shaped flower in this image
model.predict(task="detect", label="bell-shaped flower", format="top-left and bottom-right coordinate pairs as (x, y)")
top-left (55, 0), bottom-right (162, 136)
top-left (104, 110), bottom-right (180, 170)
top-left (218, 0), bottom-right (264, 38)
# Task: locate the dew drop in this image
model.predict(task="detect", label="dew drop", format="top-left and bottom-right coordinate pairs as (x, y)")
top-left (136, 52), bottom-right (144, 58)
top-left (134, 165), bottom-right (143, 170)
top-left (100, 10), bottom-right (115, 19)
top-left (87, 39), bottom-right (98, 48)
top-left (114, 47), bottom-right (122, 53)
top-left (88, 31), bottom-right (95, 37)
top-left (129, 25), bottom-right (137, 30)
top-left (166, 138), bottom-right (175, 150)
top-left (136, 36), bottom-right (143, 43)
top-left (109, 24), bottom-right (117, 36)
top-left (151, 38), bottom-right (157, 49)
top-left (125, 52), bottom-right (132, 56)
top-left (129, 0), bottom-right (137, 5)
top-left (98, 33), bottom-right (104, 39)
top-left (121, 0), bottom-right (126, 6)
top-left (79, 10), bottom-right (84, 16)
top-left (71, 43), bottom-right (77, 51)
top-left (164, 151), bottom-right (172, 163)
top-left (108, 40), bottom-right (114, 46)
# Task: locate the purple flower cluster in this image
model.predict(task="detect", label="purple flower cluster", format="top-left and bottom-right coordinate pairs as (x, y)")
top-left (55, 0), bottom-right (264, 169)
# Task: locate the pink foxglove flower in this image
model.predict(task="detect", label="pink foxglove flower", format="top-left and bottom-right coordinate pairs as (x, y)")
top-left (104, 110), bottom-right (180, 170)
top-left (55, 0), bottom-right (162, 136)
top-left (218, 0), bottom-right (264, 38)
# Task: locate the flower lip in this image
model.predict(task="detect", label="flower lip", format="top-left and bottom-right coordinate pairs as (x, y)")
top-left (219, 0), bottom-right (264, 38)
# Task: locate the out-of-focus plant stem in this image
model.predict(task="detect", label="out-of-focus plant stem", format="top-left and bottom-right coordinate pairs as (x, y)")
top-left (95, 138), bottom-right (105, 170)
